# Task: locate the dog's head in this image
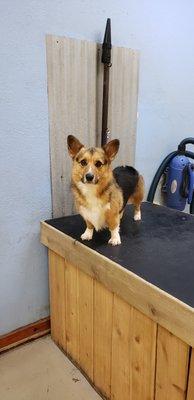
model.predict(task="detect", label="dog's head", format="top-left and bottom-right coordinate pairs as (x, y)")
top-left (67, 135), bottom-right (119, 185)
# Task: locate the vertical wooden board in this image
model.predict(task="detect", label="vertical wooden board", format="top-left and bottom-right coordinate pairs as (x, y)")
top-left (155, 326), bottom-right (189, 400)
top-left (111, 294), bottom-right (131, 400)
top-left (46, 36), bottom-right (66, 217)
top-left (46, 35), bottom-right (98, 217)
top-left (109, 47), bottom-right (139, 167)
top-left (131, 307), bottom-right (157, 400)
top-left (48, 250), bottom-right (66, 349)
top-left (78, 269), bottom-right (94, 380)
top-left (93, 281), bottom-right (113, 398)
top-left (187, 348), bottom-right (194, 400)
top-left (65, 262), bottom-right (79, 362)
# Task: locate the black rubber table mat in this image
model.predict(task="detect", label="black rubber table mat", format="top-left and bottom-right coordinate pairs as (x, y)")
top-left (46, 202), bottom-right (194, 307)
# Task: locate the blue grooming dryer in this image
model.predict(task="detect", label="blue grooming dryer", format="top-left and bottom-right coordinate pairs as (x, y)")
top-left (165, 155), bottom-right (190, 210)
top-left (147, 138), bottom-right (194, 213)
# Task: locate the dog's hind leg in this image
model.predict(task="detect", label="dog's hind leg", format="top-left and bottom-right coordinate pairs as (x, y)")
top-left (134, 203), bottom-right (141, 221)
top-left (130, 175), bottom-right (144, 221)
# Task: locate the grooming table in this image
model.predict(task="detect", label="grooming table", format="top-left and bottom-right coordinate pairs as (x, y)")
top-left (41, 202), bottom-right (194, 400)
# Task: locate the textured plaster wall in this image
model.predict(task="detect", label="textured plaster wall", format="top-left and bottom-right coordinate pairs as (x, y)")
top-left (1, 1), bottom-right (194, 334)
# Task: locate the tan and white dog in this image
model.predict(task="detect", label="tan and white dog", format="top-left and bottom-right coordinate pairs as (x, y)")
top-left (67, 135), bottom-right (144, 245)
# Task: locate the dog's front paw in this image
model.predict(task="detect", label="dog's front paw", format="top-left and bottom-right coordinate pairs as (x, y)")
top-left (81, 228), bottom-right (93, 241)
top-left (108, 235), bottom-right (121, 246)
top-left (134, 211), bottom-right (141, 221)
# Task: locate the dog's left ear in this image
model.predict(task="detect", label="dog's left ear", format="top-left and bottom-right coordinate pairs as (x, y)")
top-left (67, 135), bottom-right (84, 158)
top-left (103, 139), bottom-right (120, 161)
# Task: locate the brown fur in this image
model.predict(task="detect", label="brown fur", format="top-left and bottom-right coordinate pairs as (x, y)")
top-left (128, 175), bottom-right (145, 213)
top-left (67, 135), bottom-right (144, 245)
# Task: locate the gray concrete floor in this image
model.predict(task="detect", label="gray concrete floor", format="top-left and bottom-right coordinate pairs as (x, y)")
top-left (0, 335), bottom-right (101, 400)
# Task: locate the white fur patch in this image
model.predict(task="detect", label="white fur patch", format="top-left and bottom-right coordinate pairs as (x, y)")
top-left (134, 210), bottom-right (141, 221)
top-left (78, 182), bottom-right (110, 231)
top-left (108, 225), bottom-right (121, 246)
top-left (81, 228), bottom-right (93, 241)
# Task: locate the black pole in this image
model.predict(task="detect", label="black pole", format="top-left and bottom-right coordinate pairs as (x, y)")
top-left (101, 18), bottom-right (112, 147)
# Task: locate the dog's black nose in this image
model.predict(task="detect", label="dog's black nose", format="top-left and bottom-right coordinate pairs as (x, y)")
top-left (85, 173), bottom-right (94, 182)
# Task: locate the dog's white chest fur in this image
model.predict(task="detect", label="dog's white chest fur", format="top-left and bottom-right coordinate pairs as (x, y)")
top-left (78, 183), bottom-right (110, 231)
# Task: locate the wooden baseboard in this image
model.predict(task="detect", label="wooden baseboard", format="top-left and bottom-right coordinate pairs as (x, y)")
top-left (0, 317), bottom-right (50, 353)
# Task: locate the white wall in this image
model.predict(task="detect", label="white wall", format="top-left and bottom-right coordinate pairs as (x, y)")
top-left (1, 0), bottom-right (194, 334)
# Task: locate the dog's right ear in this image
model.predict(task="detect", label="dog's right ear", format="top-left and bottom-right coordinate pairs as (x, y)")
top-left (103, 139), bottom-right (120, 161)
top-left (67, 135), bottom-right (84, 158)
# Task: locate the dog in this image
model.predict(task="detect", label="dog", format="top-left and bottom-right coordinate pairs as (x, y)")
top-left (67, 135), bottom-right (144, 245)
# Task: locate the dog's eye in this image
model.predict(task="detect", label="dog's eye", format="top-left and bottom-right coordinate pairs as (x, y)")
top-left (95, 160), bottom-right (103, 168)
top-left (80, 159), bottom-right (87, 166)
